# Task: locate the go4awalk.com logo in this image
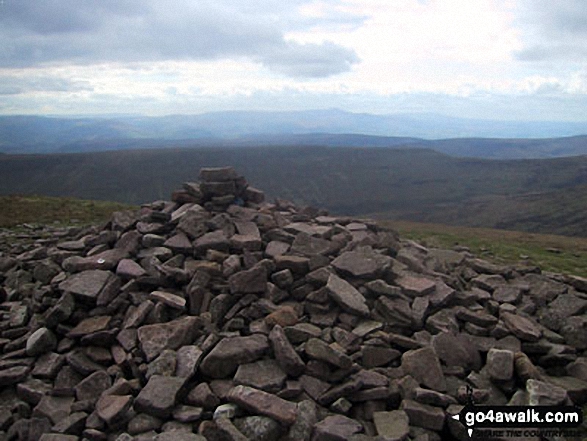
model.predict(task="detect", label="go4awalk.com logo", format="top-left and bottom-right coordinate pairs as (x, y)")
top-left (451, 404), bottom-right (584, 439)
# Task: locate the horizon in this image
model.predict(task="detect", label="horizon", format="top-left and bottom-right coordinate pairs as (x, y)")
top-left (1, 1), bottom-right (587, 122)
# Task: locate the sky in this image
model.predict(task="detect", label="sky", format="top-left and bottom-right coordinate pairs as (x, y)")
top-left (1, 0), bottom-right (586, 121)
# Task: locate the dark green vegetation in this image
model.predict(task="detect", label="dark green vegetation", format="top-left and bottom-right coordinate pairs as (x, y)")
top-left (0, 195), bottom-right (134, 228)
top-left (1, 146), bottom-right (587, 236)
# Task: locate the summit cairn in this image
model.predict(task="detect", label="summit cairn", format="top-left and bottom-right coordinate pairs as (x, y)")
top-left (0, 167), bottom-right (586, 440)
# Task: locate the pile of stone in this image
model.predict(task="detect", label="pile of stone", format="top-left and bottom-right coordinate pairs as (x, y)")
top-left (0, 166), bottom-right (586, 441)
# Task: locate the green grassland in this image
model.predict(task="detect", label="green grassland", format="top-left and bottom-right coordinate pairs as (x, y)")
top-left (383, 220), bottom-right (587, 278)
top-left (0, 195), bottom-right (135, 228)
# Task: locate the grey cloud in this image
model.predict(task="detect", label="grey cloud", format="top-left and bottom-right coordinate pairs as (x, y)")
top-left (0, 75), bottom-right (93, 95)
top-left (260, 41), bottom-right (360, 78)
top-left (515, 1), bottom-right (587, 62)
top-left (0, 0), bottom-right (360, 78)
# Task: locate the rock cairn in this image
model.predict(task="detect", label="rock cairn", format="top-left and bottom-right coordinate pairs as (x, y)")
top-left (0, 166), bottom-right (586, 441)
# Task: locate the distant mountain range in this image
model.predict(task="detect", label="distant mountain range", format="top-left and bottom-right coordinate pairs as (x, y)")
top-left (2, 110), bottom-right (587, 158)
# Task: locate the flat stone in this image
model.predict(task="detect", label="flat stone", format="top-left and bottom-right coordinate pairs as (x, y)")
top-left (176, 345), bottom-right (204, 379)
top-left (58, 270), bottom-right (112, 303)
top-left (228, 265), bottom-right (267, 294)
top-left (269, 325), bottom-right (306, 377)
top-left (400, 399), bottom-right (445, 431)
top-left (234, 415), bottom-right (284, 441)
top-left (96, 394), bottom-right (133, 426)
top-left (227, 385), bottom-right (298, 425)
top-left (116, 258), bottom-right (147, 279)
top-left (274, 255), bottom-right (310, 275)
top-left (149, 291), bottom-right (186, 310)
top-left (325, 274), bottom-right (369, 317)
top-left (33, 395), bottom-right (74, 425)
top-left (200, 334), bottom-right (269, 378)
top-left (362, 345), bottom-right (401, 368)
top-left (431, 332), bottom-right (482, 371)
top-left (375, 296), bottom-right (414, 328)
top-left (331, 248), bottom-right (391, 278)
top-left (305, 338), bottom-right (352, 369)
top-left (67, 316), bottom-right (111, 338)
top-left (0, 365), bottom-right (30, 386)
top-left (312, 415), bottom-right (363, 441)
top-left (123, 300), bottom-right (154, 329)
top-left (45, 293), bottom-right (75, 328)
top-left (291, 233), bottom-right (332, 256)
top-left (455, 307), bottom-right (498, 328)
top-left (234, 359), bottom-right (287, 393)
top-left (373, 410), bottom-right (409, 441)
top-left (486, 348), bottom-right (514, 382)
top-left (51, 411), bottom-right (87, 435)
top-left (265, 240), bottom-right (290, 258)
top-left (137, 316), bottom-right (199, 362)
top-left (164, 233), bottom-right (193, 254)
top-left (194, 230), bottom-right (230, 254)
top-left (493, 285), bottom-right (523, 304)
top-left (26, 327), bottom-right (57, 357)
top-left (526, 379), bottom-right (567, 406)
top-left (200, 166), bottom-right (238, 182)
top-left (299, 375), bottom-right (331, 401)
top-left (265, 305), bottom-right (298, 327)
top-left (16, 379), bottom-right (52, 405)
top-left (75, 370), bottom-right (112, 403)
top-left (401, 347), bottom-right (446, 392)
top-left (32, 352), bottom-right (64, 379)
top-left (135, 375), bottom-right (186, 418)
top-left (394, 275), bottom-right (436, 297)
top-left (501, 312), bottom-right (542, 342)
top-left (186, 383), bottom-right (220, 409)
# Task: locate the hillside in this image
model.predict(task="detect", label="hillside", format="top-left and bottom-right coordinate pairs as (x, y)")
top-left (2, 112), bottom-right (587, 158)
top-left (1, 146), bottom-right (587, 237)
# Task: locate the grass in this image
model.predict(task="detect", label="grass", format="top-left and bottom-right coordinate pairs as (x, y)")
top-left (380, 220), bottom-right (587, 278)
top-left (0, 195), bottom-right (136, 228)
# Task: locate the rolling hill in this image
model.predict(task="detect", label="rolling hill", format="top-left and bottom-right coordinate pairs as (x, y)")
top-left (1, 146), bottom-right (587, 237)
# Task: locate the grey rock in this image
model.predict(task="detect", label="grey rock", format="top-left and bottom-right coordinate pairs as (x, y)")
top-left (227, 385), bottom-right (298, 425)
top-left (135, 375), bottom-right (186, 418)
top-left (325, 274), bottom-right (369, 317)
top-left (234, 359), bottom-right (287, 393)
top-left (137, 316), bottom-right (200, 362)
top-left (269, 325), bottom-right (305, 377)
top-left (26, 327), bottom-right (57, 357)
top-left (486, 348), bottom-right (514, 382)
top-left (311, 415), bottom-right (363, 441)
top-left (526, 379), bottom-right (568, 406)
top-left (401, 347), bottom-right (446, 392)
top-left (501, 312), bottom-right (542, 342)
top-left (373, 410), bottom-right (409, 441)
top-left (96, 394), bottom-right (133, 426)
top-left (199, 334), bottom-right (269, 378)
top-left (305, 338), bottom-right (352, 369)
top-left (400, 399), bottom-right (445, 432)
top-left (75, 370), bottom-right (112, 403)
top-left (332, 248), bottom-right (391, 278)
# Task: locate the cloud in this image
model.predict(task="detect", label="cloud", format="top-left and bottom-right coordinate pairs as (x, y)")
top-left (0, 74), bottom-right (93, 95)
top-left (0, 0), bottom-right (359, 78)
top-left (515, 1), bottom-right (587, 62)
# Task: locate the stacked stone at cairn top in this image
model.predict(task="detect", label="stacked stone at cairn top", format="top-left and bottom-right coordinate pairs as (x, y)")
top-left (172, 166), bottom-right (265, 210)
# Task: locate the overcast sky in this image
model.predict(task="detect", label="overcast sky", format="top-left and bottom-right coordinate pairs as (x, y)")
top-left (1, 0), bottom-right (586, 120)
